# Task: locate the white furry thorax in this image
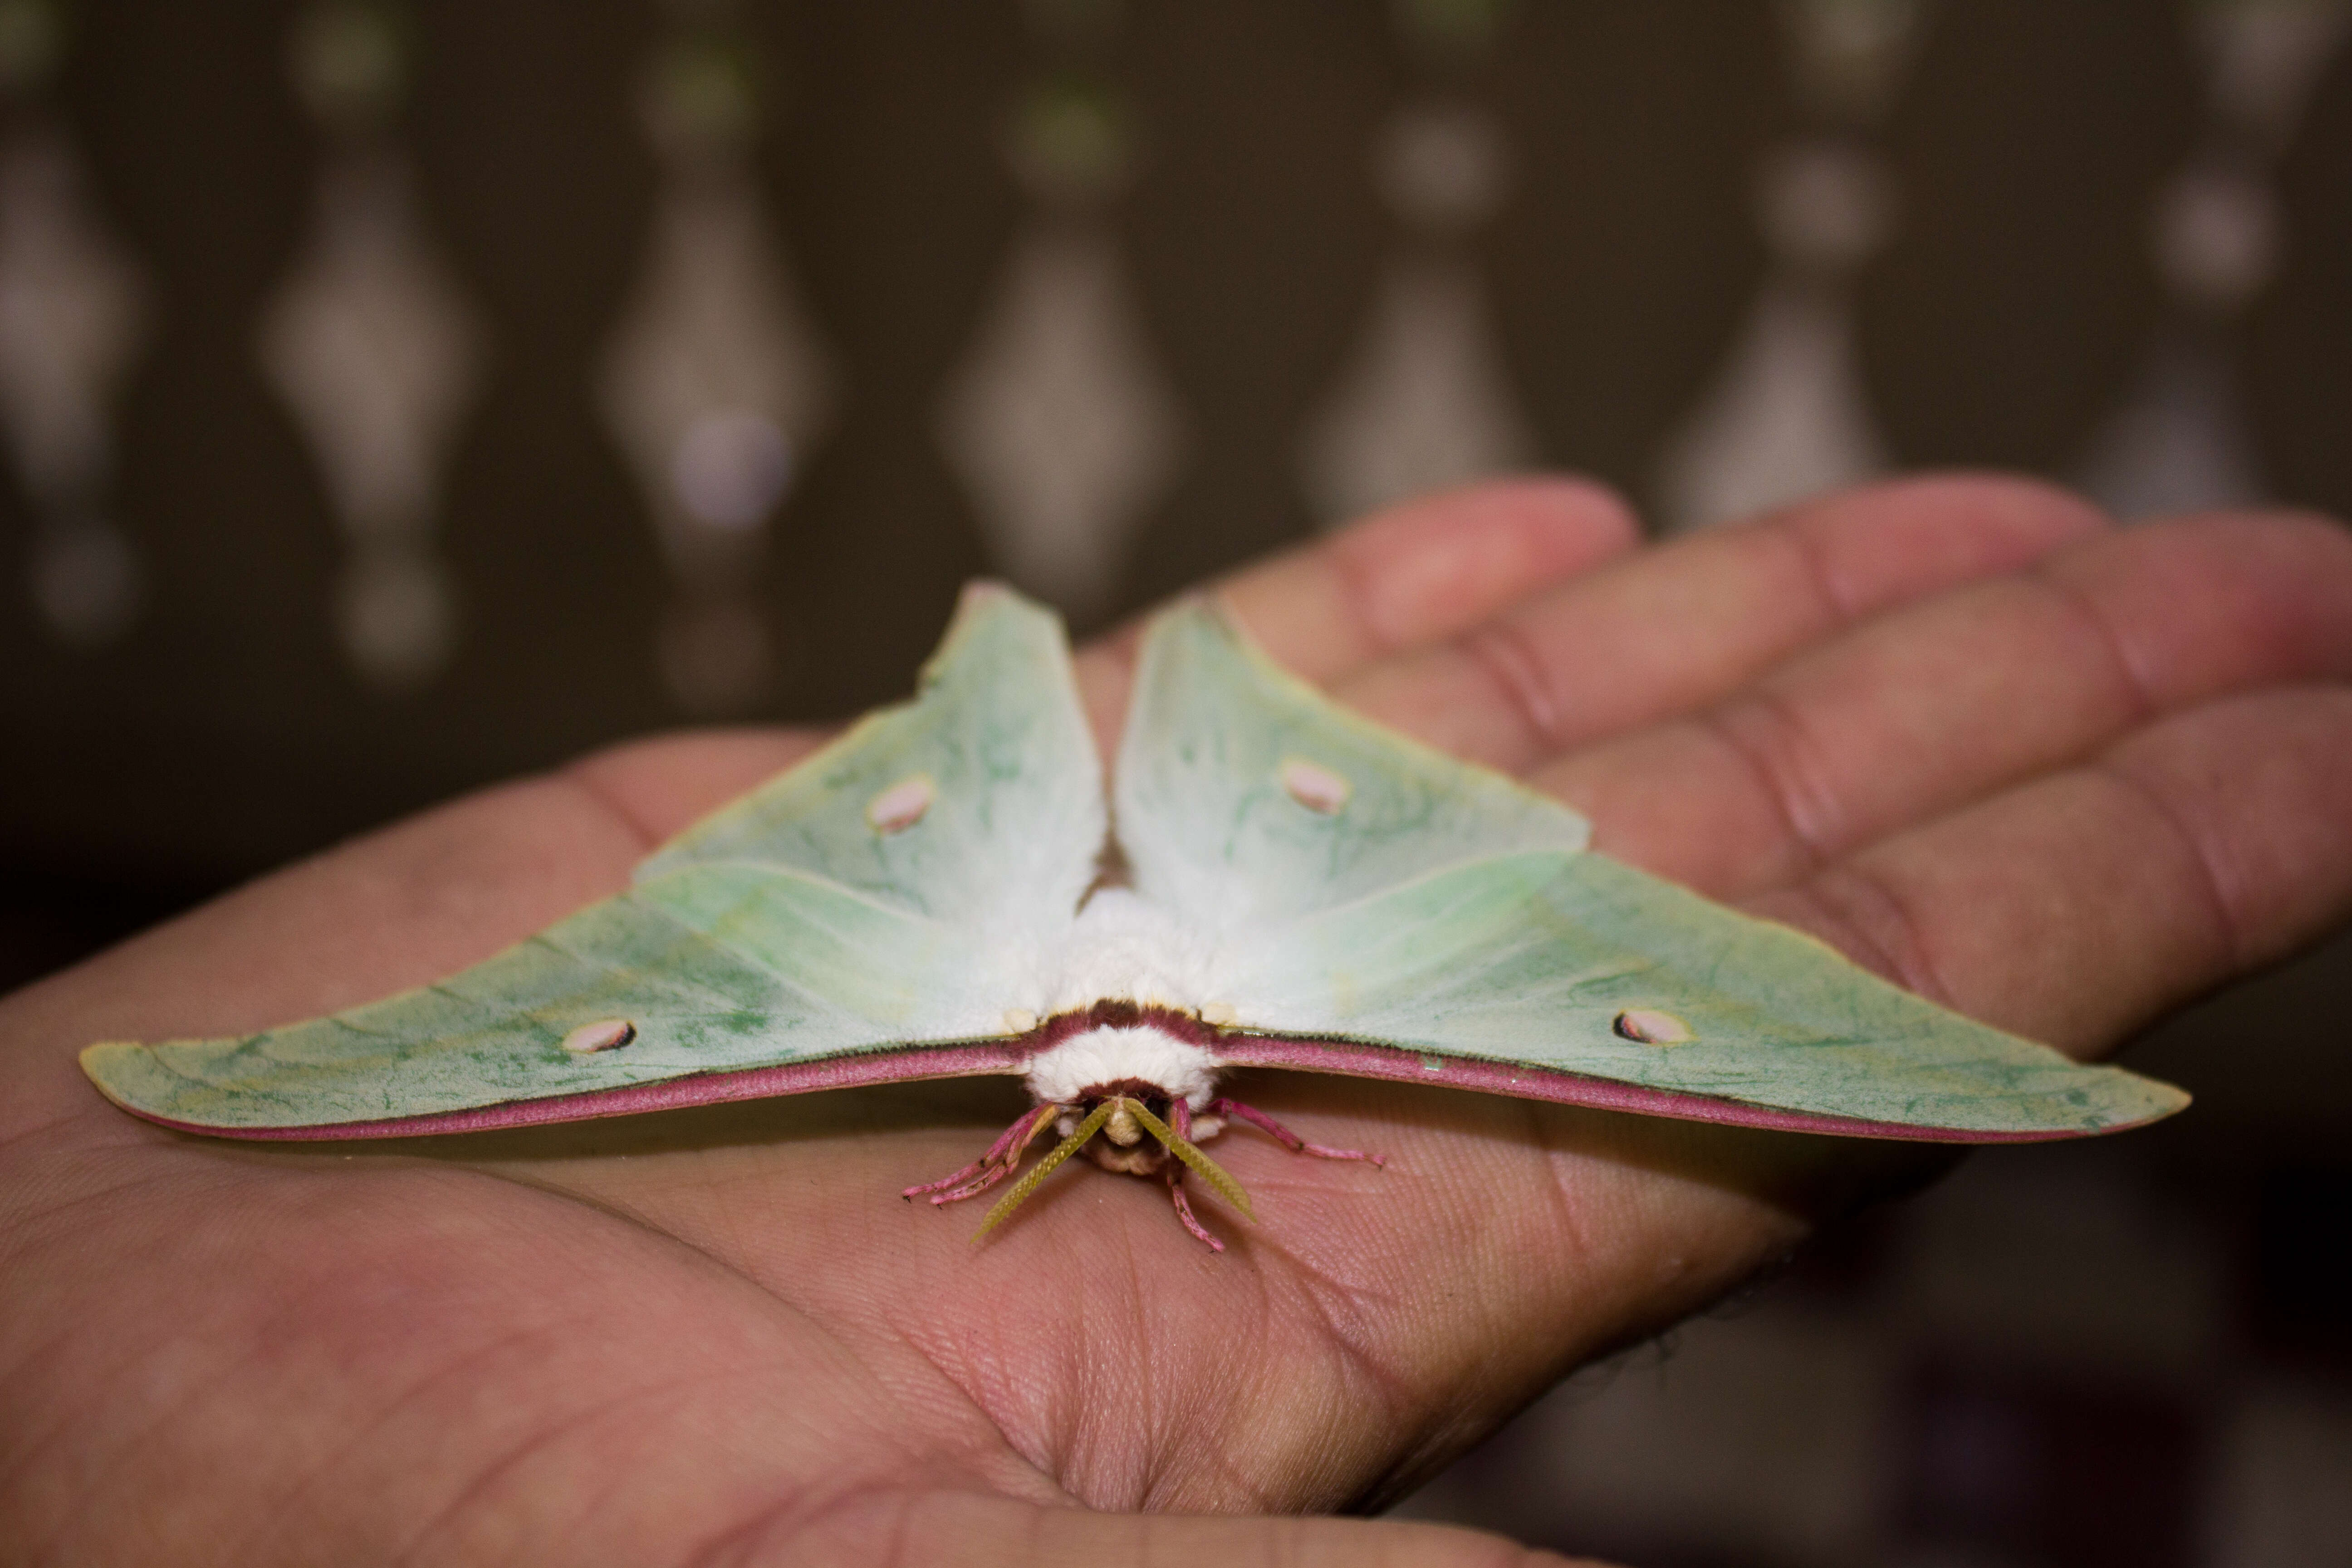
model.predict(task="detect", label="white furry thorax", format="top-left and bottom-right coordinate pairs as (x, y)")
top-left (1024, 887), bottom-right (1223, 1017)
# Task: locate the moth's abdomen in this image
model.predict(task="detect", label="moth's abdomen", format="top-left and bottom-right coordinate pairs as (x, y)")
top-left (1019, 1009), bottom-right (1222, 1110)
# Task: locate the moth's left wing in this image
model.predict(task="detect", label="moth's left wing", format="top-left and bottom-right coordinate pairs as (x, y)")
top-left (1116, 598), bottom-right (2186, 1142)
top-left (1210, 851), bottom-right (2188, 1141)
top-left (640, 582), bottom-right (1104, 944)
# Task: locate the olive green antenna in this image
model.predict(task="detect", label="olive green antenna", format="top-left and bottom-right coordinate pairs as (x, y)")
top-left (973, 1096), bottom-right (1257, 1240)
top-left (975, 1099), bottom-right (1117, 1240)
top-left (1126, 1100), bottom-right (1254, 1221)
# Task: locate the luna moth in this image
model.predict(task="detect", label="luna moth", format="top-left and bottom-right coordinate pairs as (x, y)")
top-left (82, 585), bottom-right (2187, 1250)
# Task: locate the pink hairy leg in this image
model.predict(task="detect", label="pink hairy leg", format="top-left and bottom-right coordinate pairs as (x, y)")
top-left (1210, 1098), bottom-right (1387, 1168)
top-left (1156, 1100), bottom-right (1223, 1251)
top-left (1163, 1163), bottom-right (1223, 1252)
top-left (902, 1103), bottom-right (1059, 1205)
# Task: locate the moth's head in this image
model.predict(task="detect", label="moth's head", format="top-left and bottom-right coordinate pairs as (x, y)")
top-left (975, 1090), bottom-right (1253, 1240)
top-left (1056, 1084), bottom-right (1218, 1174)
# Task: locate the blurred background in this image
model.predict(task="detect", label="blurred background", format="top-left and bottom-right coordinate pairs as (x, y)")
top-left (1, 1), bottom-right (2347, 1563)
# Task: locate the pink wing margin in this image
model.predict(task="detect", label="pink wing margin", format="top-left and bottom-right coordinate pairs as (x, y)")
top-left (1214, 1034), bottom-right (2156, 1145)
top-left (119, 1029), bottom-right (2162, 1147)
top-left (117, 1043), bottom-right (1028, 1142)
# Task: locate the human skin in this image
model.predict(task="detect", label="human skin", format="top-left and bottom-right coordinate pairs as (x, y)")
top-left (4, 475), bottom-right (2350, 1568)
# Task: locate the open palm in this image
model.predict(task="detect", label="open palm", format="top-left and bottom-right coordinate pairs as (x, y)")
top-left (5, 475), bottom-right (2349, 1568)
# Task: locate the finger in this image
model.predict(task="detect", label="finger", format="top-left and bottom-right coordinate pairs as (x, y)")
top-left (1335, 473), bottom-right (2107, 773)
top-left (1076, 477), bottom-right (1641, 744)
top-left (1744, 686), bottom-right (2352, 1055)
top-left (1222, 478), bottom-right (1642, 675)
top-left (768, 1489), bottom-right (1590, 1568)
top-left (1546, 511), bottom-right (2352, 894)
top-left (565, 725), bottom-right (833, 846)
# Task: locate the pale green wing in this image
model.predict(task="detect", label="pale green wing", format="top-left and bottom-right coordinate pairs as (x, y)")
top-left (640, 582), bottom-right (1104, 940)
top-left (1119, 600), bottom-right (2185, 1140)
top-left (82, 869), bottom-right (1028, 1134)
top-left (1115, 599), bottom-right (1590, 931)
top-left (1213, 852), bottom-right (2187, 1137)
top-left (82, 586), bottom-right (1102, 1136)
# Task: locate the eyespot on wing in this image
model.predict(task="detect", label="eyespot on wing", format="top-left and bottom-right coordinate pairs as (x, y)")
top-left (1279, 757), bottom-right (1351, 814)
top-left (1613, 1009), bottom-right (1694, 1046)
top-left (867, 774), bottom-right (936, 834)
top-left (561, 1019), bottom-right (638, 1054)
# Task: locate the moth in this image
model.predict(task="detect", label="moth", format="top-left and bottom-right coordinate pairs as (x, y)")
top-left (83, 587), bottom-right (2187, 1250)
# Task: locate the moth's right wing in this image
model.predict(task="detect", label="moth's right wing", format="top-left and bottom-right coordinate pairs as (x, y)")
top-left (82, 868), bottom-right (1031, 1137)
top-left (83, 585), bottom-right (1106, 1138)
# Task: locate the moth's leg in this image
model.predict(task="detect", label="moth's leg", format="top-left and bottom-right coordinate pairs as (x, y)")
top-left (1208, 1098), bottom-right (1386, 1168)
top-left (1164, 1164), bottom-right (1225, 1252)
top-left (902, 1102), bottom-right (1058, 1204)
top-left (900, 1118), bottom-right (1016, 1200)
top-left (935, 1103), bottom-right (1061, 1202)
top-left (919, 1107), bottom-right (1055, 1205)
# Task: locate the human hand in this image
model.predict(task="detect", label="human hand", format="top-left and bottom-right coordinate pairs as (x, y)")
top-left (4, 476), bottom-right (2348, 1566)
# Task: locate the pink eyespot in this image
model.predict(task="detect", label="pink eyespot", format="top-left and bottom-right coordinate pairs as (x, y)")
top-left (562, 1019), bottom-right (637, 1054)
top-left (1613, 1009), bottom-right (1694, 1046)
top-left (1279, 758), bottom-right (1351, 814)
top-left (867, 775), bottom-right (936, 834)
